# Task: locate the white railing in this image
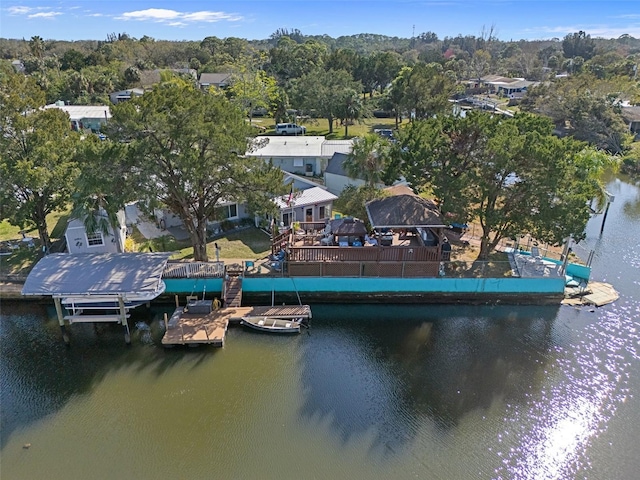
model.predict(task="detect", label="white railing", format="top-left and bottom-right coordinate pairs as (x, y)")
top-left (163, 261), bottom-right (224, 278)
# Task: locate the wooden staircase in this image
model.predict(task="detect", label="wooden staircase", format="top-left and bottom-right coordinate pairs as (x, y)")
top-left (223, 264), bottom-right (244, 307)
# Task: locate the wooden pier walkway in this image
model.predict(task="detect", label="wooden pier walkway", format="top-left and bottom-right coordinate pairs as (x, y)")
top-left (161, 304), bottom-right (312, 347)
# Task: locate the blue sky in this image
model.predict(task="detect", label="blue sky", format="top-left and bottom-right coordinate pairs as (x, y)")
top-left (1, 0), bottom-right (639, 42)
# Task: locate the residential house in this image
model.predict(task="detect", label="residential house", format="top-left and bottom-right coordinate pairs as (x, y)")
top-left (44, 102), bottom-right (111, 132)
top-left (198, 73), bottom-right (232, 90)
top-left (109, 88), bottom-right (145, 104)
top-left (248, 136), bottom-right (353, 177)
top-left (65, 210), bottom-right (126, 254)
top-left (467, 75), bottom-right (537, 97)
top-left (622, 106), bottom-right (640, 138)
top-left (274, 177), bottom-right (338, 226)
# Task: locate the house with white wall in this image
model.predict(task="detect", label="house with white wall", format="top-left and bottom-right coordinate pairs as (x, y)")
top-left (65, 210), bottom-right (126, 254)
top-left (44, 102), bottom-right (111, 132)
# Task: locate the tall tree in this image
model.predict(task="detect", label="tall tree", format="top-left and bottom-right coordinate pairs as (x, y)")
top-left (291, 68), bottom-right (362, 134)
top-left (71, 138), bottom-right (134, 253)
top-left (394, 112), bottom-right (611, 259)
top-left (562, 31), bottom-right (596, 61)
top-left (0, 73), bottom-right (80, 249)
top-left (106, 82), bottom-right (286, 261)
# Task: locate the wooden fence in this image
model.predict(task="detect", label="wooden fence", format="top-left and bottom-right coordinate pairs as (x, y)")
top-left (288, 245), bottom-right (441, 263)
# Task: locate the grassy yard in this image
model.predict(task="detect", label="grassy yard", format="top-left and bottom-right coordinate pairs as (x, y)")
top-left (0, 208), bottom-right (71, 277)
top-left (127, 226), bottom-right (272, 261)
top-left (254, 116), bottom-right (401, 139)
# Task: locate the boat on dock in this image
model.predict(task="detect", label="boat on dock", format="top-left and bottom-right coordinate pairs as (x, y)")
top-left (241, 316), bottom-right (303, 334)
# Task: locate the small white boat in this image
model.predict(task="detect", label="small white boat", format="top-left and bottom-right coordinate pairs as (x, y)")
top-left (240, 316), bottom-right (302, 334)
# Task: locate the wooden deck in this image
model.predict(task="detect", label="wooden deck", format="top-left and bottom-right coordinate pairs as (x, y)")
top-left (161, 305), bottom-right (312, 347)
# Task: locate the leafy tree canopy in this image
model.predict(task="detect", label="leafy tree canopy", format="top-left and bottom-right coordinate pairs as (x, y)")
top-left (394, 111), bottom-right (612, 259)
top-left (105, 81), bottom-right (286, 261)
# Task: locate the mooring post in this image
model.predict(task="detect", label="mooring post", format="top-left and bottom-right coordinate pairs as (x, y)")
top-left (119, 296), bottom-right (130, 345)
top-left (164, 312), bottom-right (168, 330)
top-left (53, 297), bottom-right (70, 345)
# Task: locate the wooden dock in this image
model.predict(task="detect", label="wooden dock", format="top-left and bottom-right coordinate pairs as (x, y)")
top-left (161, 304), bottom-right (312, 347)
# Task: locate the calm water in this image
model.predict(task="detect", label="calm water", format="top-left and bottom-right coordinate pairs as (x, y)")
top-left (2, 176), bottom-right (639, 480)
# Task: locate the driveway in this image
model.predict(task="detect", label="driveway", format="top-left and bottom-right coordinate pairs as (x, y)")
top-left (125, 202), bottom-right (172, 240)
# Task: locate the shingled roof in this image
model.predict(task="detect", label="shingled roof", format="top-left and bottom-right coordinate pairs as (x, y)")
top-left (365, 191), bottom-right (447, 228)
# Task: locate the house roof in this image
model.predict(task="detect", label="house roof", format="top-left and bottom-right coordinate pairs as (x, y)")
top-left (325, 152), bottom-right (350, 176)
top-left (622, 106), bottom-right (640, 123)
top-left (321, 139), bottom-right (353, 157)
top-left (22, 253), bottom-right (171, 296)
top-left (249, 136), bottom-right (326, 157)
top-left (44, 104), bottom-right (111, 121)
top-left (365, 193), bottom-right (446, 228)
top-left (329, 217), bottom-right (368, 236)
top-left (273, 186), bottom-right (337, 209)
top-left (199, 73), bottom-right (232, 85)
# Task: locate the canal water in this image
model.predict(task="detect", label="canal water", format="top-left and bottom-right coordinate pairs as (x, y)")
top-left (1, 176), bottom-right (639, 480)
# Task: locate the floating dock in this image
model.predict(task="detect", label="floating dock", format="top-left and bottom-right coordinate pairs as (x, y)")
top-left (161, 304), bottom-right (312, 347)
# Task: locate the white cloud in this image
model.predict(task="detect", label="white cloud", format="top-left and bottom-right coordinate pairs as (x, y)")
top-left (116, 8), bottom-right (242, 25)
top-left (7, 5), bottom-right (62, 18)
top-left (7, 6), bottom-right (33, 15)
top-left (28, 11), bottom-right (62, 19)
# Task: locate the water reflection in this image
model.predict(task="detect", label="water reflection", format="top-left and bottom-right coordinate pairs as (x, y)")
top-left (299, 304), bottom-right (559, 455)
top-left (0, 303), bottom-right (213, 448)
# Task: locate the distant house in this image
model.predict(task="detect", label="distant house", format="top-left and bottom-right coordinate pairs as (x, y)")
top-left (198, 73), bottom-right (232, 90)
top-left (109, 88), bottom-right (145, 104)
top-left (137, 69), bottom-right (197, 87)
top-left (11, 59), bottom-right (24, 73)
top-left (467, 75), bottom-right (537, 96)
top-left (247, 136), bottom-right (353, 177)
top-left (65, 210), bottom-right (126, 254)
top-left (44, 102), bottom-right (111, 132)
top-left (622, 106), bottom-right (640, 138)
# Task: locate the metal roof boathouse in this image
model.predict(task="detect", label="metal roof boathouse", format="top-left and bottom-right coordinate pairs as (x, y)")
top-left (22, 253), bottom-right (171, 344)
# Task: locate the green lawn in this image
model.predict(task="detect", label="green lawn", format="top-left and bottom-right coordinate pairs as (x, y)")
top-left (259, 116), bottom-right (401, 139)
top-left (0, 208), bottom-right (70, 242)
top-left (128, 226), bottom-right (272, 261)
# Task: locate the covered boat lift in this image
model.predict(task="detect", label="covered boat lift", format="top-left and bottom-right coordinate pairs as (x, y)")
top-left (22, 253), bottom-right (171, 344)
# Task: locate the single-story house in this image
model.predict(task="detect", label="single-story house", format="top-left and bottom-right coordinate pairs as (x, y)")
top-left (109, 88), bottom-right (145, 104)
top-left (273, 183), bottom-right (338, 226)
top-left (198, 73), bottom-right (232, 90)
top-left (65, 210), bottom-right (126, 254)
top-left (248, 136), bottom-right (353, 177)
top-left (153, 170), bottom-right (336, 233)
top-left (622, 106), bottom-right (640, 138)
top-left (467, 75), bottom-right (537, 96)
top-left (44, 102), bottom-right (111, 132)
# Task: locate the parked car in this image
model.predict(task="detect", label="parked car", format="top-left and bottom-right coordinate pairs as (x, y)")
top-left (275, 123), bottom-right (306, 135)
top-left (374, 128), bottom-right (394, 140)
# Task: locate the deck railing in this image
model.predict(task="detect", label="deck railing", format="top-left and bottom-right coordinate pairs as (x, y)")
top-left (163, 261), bottom-right (224, 278)
top-left (288, 245), bottom-right (441, 263)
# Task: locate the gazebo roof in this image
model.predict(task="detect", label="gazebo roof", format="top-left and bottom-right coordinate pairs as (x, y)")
top-left (365, 193), bottom-right (447, 228)
top-left (329, 217), bottom-right (368, 236)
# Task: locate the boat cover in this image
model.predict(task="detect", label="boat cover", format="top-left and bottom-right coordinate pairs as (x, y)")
top-left (22, 253), bottom-right (171, 296)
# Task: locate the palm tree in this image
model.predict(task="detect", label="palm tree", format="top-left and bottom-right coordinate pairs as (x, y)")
top-left (344, 133), bottom-right (391, 188)
top-left (71, 139), bottom-right (133, 253)
top-left (29, 36), bottom-right (45, 59)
